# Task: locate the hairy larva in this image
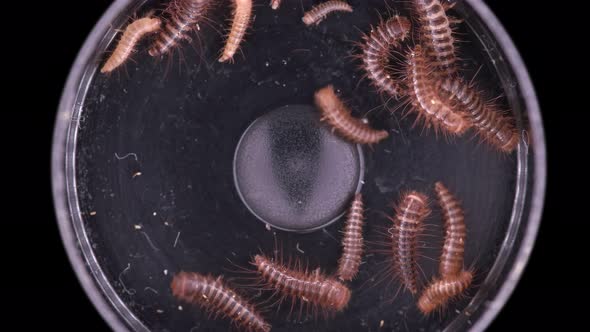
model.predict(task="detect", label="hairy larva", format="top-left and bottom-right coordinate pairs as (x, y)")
top-left (149, 0), bottom-right (211, 57)
top-left (315, 85), bottom-right (389, 144)
top-left (219, 0), bottom-right (252, 63)
top-left (171, 272), bottom-right (271, 332)
top-left (405, 45), bottom-right (470, 135)
top-left (412, 0), bottom-right (458, 77)
top-left (101, 17), bottom-right (161, 73)
top-left (417, 270), bottom-right (472, 314)
top-left (302, 0), bottom-right (353, 26)
top-left (438, 77), bottom-right (519, 152)
top-left (390, 191), bottom-right (431, 295)
top-left (270, 0), bottom-right (281, 10)
top-left (253, 254), bottom-right (351, 313)
top-left (434, 181), bottom-right (466, 279)
top-left (337, 193), bottom-right (364, 281)
top-left (360, 15), bottom-right (411, 98)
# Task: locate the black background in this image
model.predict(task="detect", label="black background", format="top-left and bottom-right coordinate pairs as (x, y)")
top-left (11, 0), bottom-right (575, 331)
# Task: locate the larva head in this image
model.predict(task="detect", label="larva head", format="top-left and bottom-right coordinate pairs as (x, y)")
top-left (146, 17), bottom-right (162, 31)
top-left (171, 271), bottom-right (195, 302)
top-left (385, 15), bottom-right (411, 41)
top-left (405, 191), bottom-right (431, 217)
top-left (325, 279), bottom-right (351, 311)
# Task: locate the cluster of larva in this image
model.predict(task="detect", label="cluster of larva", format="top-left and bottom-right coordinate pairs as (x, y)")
top-left (357, 0), bottom-right (519, 152)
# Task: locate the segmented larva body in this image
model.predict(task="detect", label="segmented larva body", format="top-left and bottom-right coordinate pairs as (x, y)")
top-left (337, 193), bottom-right (364, 281)
top-left (149, 0), bottom-right (210, 57)
top-left (302, 0), bottom-right (353, 26)
top-left (360, 15), bottom-right (411, 98)
top-left (171, 272), bottom-right (271, 332)
top-left (253, 254), bottom-right (351, 312)
top-left (406, 46), bottom-right (469, 135)
top-left (438, 77), bottom-right (519, 152)
top-left (101, 17), bottom-right (161, 73)
top-left (434, 181), bottom-right (466, 279)
top-left (390, 191), bottom-right (431, 295)
top-left (417, 270), bottom-right (472, 314)
top-left (412, 0), bottom-right (458, 77)
top-left (219, 0), bottom-right (252, 63)
top-left (315, 85), bottom-right (389, 144)
top-left (270, 0), bottom-right (281, 10)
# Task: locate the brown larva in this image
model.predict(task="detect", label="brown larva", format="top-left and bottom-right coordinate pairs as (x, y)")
top-left (270, 0), bottom-right (281, 10)
top-left (405, 45), bottom-right (470, 136)
top-left (149, 0), bottom-right (211, 57)
top-left (171, 272), bottom-right (271, 332)
top-left (438, 77), bottom-right (519, 152)
top-left (360, 15), bottom-right (411, 98)
top-left (302, 0), bottom-right (353, 26)
top-left (389, 191), bottom-right (431, 295)
top-left (337, 193), bottom-right (364, 281)
top-left (101, 17), bottom-right (161, 73)
top-left (412, 0), bottom-right (458, 77)
top-left (314, 85), bottom-right (389, 144)
top-left (219, 0), bottom-right (253, 63)
top-left (417, 270), bottom-right (473, 315)
top-left (253, 254), bottom-right (351, 314)
top-left (434, 181), bottom-right (466, 279)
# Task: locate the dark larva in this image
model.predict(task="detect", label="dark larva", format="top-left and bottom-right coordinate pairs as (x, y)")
top-left (171, 272), bottom-right (271, 332)
top-left (253, 254), bottom-right (351, 313)
top-left (417, 270), bottom-right (472, 315)
top-left (101, 17), bottom-right (161, 73)
top-left (315, 85), bottom-right (389, 145)
top-left (405, 45), bottom-right (470, 135)
top-left (337, 193), bottom-right (364, 281)
top-left (412, 0), bottom-right (458, 77)
top-left (438, 77), bottom-right (519, 152)
top-left (434, 181), bottom-right (466, 279)
top-left (149, 0), bottom-right (210, 57)
top-left (390, 191), bottom-right (431, 295)
top-left (302, 0), bottom-right (353, 26)
top-left (360, 15), bottom-right (411, 98)
top-left (219, 0), bottom-right (253, 63)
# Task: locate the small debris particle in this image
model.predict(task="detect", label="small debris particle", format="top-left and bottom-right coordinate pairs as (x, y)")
top-left (89, 211), bottom-right (97, 216)
top-left (164, 269), bottom-right (168, 275)
top-left (134, 225), bottom-right (142, 230)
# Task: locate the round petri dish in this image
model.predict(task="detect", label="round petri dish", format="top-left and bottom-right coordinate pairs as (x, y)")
top-left (52, 0), bottom-right (546, 331)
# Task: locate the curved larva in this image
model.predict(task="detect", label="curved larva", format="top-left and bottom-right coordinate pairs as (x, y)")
top-left (171, 272), bottom-right (271, 332)
top-left (219, 0), bottom-right (253, 63)
top-left (149, 0), bottom-right (210, 57)
top-left (270, 0), bottom-right (281, 10)
top-left (302, 0), bottom-right (353, 26)
top-left (438, 77), bottom-right (519, 152)
top-left (434, 181), bottom-right (466, 279)
top-left (360, 15), bottom-right (411, 98)
top-left (314, 85), bottom-right (389, 144)
top-left (337, 193), bottom-right (364, 281)
top-left (412, 0), bottom-right (458, 77)
top-left (406, 45), bottom-right (470, 135)
top-left (390, 191), bottom-right (431, 295)
top-left (417, 270), bottom-right (472, 315)
top-left (101, 17), bottom-right (161, 73)
top-left (253, 254), bottom-right (351, 312)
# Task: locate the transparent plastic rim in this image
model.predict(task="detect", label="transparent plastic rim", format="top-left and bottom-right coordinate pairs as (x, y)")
top-left (51, 1), bottom-right (546, 331)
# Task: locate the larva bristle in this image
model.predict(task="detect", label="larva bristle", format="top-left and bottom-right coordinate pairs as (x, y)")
top-left (337, 193), bottom-right (364, 281)
top-left (149, 0), bottom-right (211, 57)
top-left (302, 0), bottom-right (353, 26)
top-left (412, 0), bottom-right (458, 77)
top-left (101, 17), bottom-right (161, 73)
top-left (417, 270), bottom-right (472, 315)
top-left (270, 0), bottom-right (281, 10)
top-left (405, 45), bottom-right (470, 136)
top-left (219, 0), bottom-right (253, 63)
top-left (360, 15), bottom-right (411, 98)
top-left (438, 77), bottom-right (519, 152)
top-left (314, 85), bottom-right (390, 145)
top-left (253, 254), bottom-right (351, 313)
top-left (390, 191), bottom-right (431, 295)
top-left (171, 272), bottom-right (271, 332)
top-left (434, 181), bottom-right (466, 279)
